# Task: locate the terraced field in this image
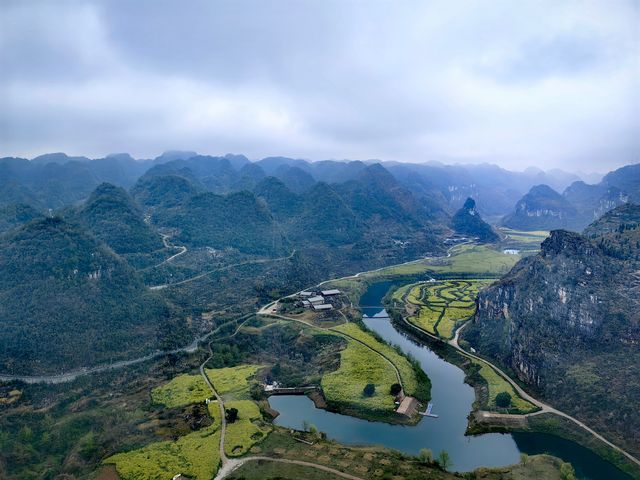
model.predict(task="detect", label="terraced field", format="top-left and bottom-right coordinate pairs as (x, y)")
top-left (396, 279), bottom-right (492, 339)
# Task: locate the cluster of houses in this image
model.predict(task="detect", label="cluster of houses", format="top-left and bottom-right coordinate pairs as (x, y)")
top-left (298, 289), bottom-right (341, 311)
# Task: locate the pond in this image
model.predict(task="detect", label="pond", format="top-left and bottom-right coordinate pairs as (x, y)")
top-left (270, 280), bottom-right (631, 479)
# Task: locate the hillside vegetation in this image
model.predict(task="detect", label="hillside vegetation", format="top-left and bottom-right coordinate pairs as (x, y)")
top-left (465, 204), bottom-right (640, 456)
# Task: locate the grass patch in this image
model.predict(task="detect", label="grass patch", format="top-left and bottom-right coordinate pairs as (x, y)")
top-left (150, 374), bottom-right (210, 408)
top-left (475, 362), bottom-right (537, 413)
top-left (205, 364), bottom-right (262, 400)
top-left (224, 399), bottom-right (271, 457)
top-left (426, 244), bottom-right (521, 276)
top-left (332, 323), bottom-right (422, 400)
top-left (104, 425), bottom-right (221, 480)
top-left (321, 338), bottom-right (397, 413)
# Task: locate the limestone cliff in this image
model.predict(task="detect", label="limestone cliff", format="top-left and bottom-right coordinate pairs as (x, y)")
top-left (464, 205), bottom-right (640, 454)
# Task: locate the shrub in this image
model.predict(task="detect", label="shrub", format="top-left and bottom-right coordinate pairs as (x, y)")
top-left (363, 383), bottom-right (376, 397)
top-left (225, 407), bottom-right (238, 423)
top-left (390, 383), bottom-right (402, 396)
top-left (418, 448), bottom-right (433, 463)
top-left (495, 391), bottom-right (512, 408)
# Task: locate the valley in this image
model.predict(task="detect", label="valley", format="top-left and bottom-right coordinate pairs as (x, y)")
top-left (3, 230), bottom-right (638, 480)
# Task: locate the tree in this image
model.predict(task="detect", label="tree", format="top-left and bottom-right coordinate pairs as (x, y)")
top-left (225, 407), bottom-right (238, 423)
top-left (363, 383), bottom-right (376, 397)
top-left (560, 462), bottom-right (577, 480)
top-left (302, 420), bottom-right (310, 432)
top-left (418, 448), bottom-right (433, 463)
top-left (437, 450), bottom-right (452, 470)
top-left (520, 453), bottom-right (528, 465)
top-left (390, 383), bottom-right (402, 396)
top-left (495, 392), bottom-right (512, 408)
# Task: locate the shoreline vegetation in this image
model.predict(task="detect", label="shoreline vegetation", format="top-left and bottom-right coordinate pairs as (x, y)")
top-left (3, 232), bottom-right (637, 479)
top-left (321, 240), bottom-right (639, 479)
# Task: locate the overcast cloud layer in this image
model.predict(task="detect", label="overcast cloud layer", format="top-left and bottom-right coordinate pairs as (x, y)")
top-left (1, 0), bottom-right (638, 171)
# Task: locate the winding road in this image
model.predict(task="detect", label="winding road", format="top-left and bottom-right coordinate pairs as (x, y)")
top-left (2, 239), bottom-right (638, 474)
top-left (396, 296), bottom-right (640, 468)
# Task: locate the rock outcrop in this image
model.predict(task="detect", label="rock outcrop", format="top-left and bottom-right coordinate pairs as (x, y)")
top-left (464, 204), bottom-right (640, 454)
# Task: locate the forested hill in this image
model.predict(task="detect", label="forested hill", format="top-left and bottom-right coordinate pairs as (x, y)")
top-left (451, 197), bottom-right (498, 242)
top-left (0, 203), bottom-right (43, 235)
top-left (464, 203), bottom-right (640, 455)
top-left (1, 151), bottom-right (619, 219)
top-left (72, 183), bottom-right (164, 255)
top-left (0, 217), bottom-right (186, 375)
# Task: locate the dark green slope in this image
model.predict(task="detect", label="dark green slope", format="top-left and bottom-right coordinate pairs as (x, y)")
top-left (0, 217), bottom-right (176, 375)
top-left (465, 204), bottom-right (640, 455)
top-left (292, 182), bottom-right (361, 246)
top-left (0, 203), bottom-right (43, 235)
top-left (157, 190), bottom-right (288, 256)
top-left (131, 173), bottom-right (202, 210)
top-left (253, 176), bottom-right (302, 220)
top-left (451, 197), bottom-right (498, 242)
top-left (74, 183), bottom-right (163, 255)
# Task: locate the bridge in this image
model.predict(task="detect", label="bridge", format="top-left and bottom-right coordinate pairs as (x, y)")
top-left (266, 386), bottom-right (319, 395)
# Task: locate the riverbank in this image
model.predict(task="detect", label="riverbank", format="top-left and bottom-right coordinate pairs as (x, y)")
top-left (385, 292), bottom-right (640, 479)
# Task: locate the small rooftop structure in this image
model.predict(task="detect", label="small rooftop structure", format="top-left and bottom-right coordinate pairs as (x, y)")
top-left (313, 304), bottom-right (333, 311)
top-left (396, 396), bottom-right (418, 416)
top-left (308, 295), bottom-right (324, 304)
top-left (300, 291), bottom-right (314, 296)
top-left (321, 289), bottom-right (341, 296)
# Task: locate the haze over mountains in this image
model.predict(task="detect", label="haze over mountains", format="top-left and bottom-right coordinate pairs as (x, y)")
top-left (1, 151), bottom-right (635, 375)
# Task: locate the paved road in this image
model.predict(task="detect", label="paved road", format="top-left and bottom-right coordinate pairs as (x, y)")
top-left (0, 315), bottom-right (252, 384)
top-left (150, 250), bottom-right (296, 290)
top-left (215, 456), bottom-right (364, 480)
top-left (399, 305), bottom-right (640, 468)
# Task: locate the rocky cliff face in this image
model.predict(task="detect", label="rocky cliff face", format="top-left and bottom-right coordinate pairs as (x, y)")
top-left (502, 184), bottom-right (579, 231)
top-left (464, 206), bottom-right (640, 453)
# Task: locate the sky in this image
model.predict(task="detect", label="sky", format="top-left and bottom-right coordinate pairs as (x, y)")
top-left (0, 0), bottom-right (638, 171)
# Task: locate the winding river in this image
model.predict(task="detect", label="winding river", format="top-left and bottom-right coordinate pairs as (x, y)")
top-left (270, 280), bottom-right (631, 479)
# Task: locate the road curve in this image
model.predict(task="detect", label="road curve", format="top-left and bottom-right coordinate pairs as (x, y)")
top-left (215, 456), bottom-right (364, 480)
top-left (400, 312), bottom-right (640, 468)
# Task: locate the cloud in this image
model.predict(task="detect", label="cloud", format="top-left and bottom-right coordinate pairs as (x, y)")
top-left (0, 0), bottom-right (638, 171)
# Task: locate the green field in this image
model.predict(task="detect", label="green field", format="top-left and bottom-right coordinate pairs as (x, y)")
top-left (426, 244), bottom-right (521, 276)
top-left (224, 399), bottom-right (271, 456)
top-left (104, 424), bottom-right (221, 480)
top-left (475, 362), bottom-right (537, 413)
top-left (332, 323), bottom-right (421, 399)
top-left (205, 364), bottom-right (263, 400)
top-left (321, 336), bottom-right (398, 412)
top-left (150, 374), bottom-right (210, 408)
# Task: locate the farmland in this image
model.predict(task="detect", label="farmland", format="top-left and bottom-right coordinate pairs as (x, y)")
top-left (224, 399), bottom-right (272, 456)
top-left (205, 364), bottom-right (262, 399)
top-left (104, 424), bottom-right (221, 480)
top-left (331, 323), bottom-right (425, 399)
top-left (474, 362), bottom-right (538, 413)
top-left (150, 373), bottom-right (210, 408)
top-left (395, 279), bottom-right (491, 340)
top-left (321, 335), bottom-right (399, 413)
